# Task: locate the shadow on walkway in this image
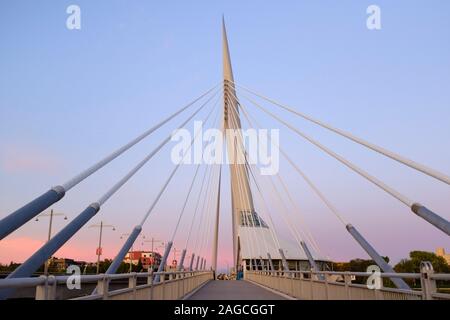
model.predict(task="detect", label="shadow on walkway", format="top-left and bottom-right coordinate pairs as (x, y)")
top-left (188, 280), bottom-right (287, 300)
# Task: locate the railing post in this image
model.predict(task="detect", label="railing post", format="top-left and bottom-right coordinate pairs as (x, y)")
top-left (344, 274), bottom-right (352, 300)
top-left (420, 262), bottom-right (436, 300)
top-left (35, 275), bottom-right (56, 300)
top-left (161, 273), bottom-right (165, 300)
top-left (291, 272), bottom-right (295, 296)
top-left (147, 270), bottom-right (153, 300)
top-left (309, 271), bottom-right (314, 300)
top-left (324, 274), bottom-right (330, 300)
top-left (299, 271), bottom-right (303, 298)
top-left (97, 275), bottom-right (109, 300)
top-left (182, 272), bottom-right (185, 297)
top-left (129, 273), bottom-right (137, 300)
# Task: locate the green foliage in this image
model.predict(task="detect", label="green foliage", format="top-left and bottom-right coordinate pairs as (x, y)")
top-left (116, 262), bottom-right (132, 274)
top-left (0, 262), bottom-right (21, 272)
top-left (394, 251), bottom-right (450, 274)
top-left (394, 251), bottom-right (450, 288)
top-left (133, 259), bottom-right (144, 272)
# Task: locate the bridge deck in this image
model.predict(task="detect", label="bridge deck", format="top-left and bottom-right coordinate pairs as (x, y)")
top-left (187, 280), bottom-right (288, 300)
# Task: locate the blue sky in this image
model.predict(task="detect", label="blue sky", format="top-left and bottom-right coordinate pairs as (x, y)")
top-left (0, 1), bottom-right (449, 268)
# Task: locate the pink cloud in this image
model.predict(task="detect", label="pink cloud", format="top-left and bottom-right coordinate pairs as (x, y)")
top-left (0, 145), bottom-right (63, 174)
top-left (0, 236), bottom-right (122, 265)
top-left (0, 237), bottom-right (45, 264)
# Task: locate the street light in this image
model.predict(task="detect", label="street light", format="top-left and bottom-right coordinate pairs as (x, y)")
top-left (172, 247), bottom-right (180, 269)
top-left (89, 221), bottom-right (116, 274)
top-left (35, 209), bottom-right (68, 276)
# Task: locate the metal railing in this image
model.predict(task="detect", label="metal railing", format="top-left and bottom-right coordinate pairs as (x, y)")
top-left (246, 264), bottom-right (450, 300)
top-left (0, 270), bottom-right (214, 300)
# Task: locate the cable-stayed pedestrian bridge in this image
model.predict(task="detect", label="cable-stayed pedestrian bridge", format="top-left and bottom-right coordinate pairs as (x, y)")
top-left (0, 19), bottom-right (449, 300)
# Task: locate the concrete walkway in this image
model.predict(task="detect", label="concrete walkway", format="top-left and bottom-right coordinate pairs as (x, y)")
top-left (187, 280), bottom-right (287, 300)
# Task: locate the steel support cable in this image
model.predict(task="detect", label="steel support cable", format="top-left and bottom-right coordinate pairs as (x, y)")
top-left (184, 165), bottom-right (210, 250)
top-left (225, 92), bottom-right (281, 251)
top-left (105, 97), bottom-right (220, 277)
top-left (183, 164), bottom-right (210, 271)
top-left (211, 164), bottom-right (222, 271)
top-left (153, 104), bottom-right (219, 276)
top-left (262, 173), bottom-right (323, 272)
top-left (200, 140), bottom-right (224, 262)
top-left (170, 95), bottom-right (222, 242)
top-left (192, 164), bottom-right (215, 255)
top-left (228, 94), bottom-right (411, 289)
top-left (234, 161), bottom-right (260, 266)
top-left (171, 165), bottom-right (201, 240)
top-left (0, 89), bottom-right (220, 297)
top-left (240, 92), bottom-right (450, 236)
top-left (232, 94), bottom-right (321, 254)
top-left (195, 166), bottom-right (216, 257)
top-left (232, 92), bottom-right (324, 255)
top-left (195, 104), bottom-right (224, 262)
top-left (196, 162), bottom-right (217, 259)
top-left (225, 105), bottom-right (263, 267)
top-left (139, 98), bottom-right (220, 227)
top-left (0, 84), bottom-right (220, 240)
top-left (228, 133), bottom-right (259, 264)
top-left (197, 167), bottom-right (217, 269)
top-left (275, 175), bottom-right (323, 255)
top-left (228, 91), bottom-right (348, 225)
top-left (199, 166), bottom-right (220, 266)
top-left (241, 148), bottom-right (281, 250)
top-left (227, 90), bottom-right (331, 254)
top-left (226, 99), bottom-right (270, 265)
top-left (231, 80), bottom-right (450, 186)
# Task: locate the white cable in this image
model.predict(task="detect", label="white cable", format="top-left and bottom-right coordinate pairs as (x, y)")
top-left (233, 81), bottom-right (450, 185)
top-left (240, 92), bottom-right (415, 208)
top-left (63, 84), bottom-right (220, 191)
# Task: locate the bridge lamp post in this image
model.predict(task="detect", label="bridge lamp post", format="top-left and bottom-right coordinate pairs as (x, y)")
top-left (90, 222), bottom-right (116, 274)
top-left (172, 247), bottom-right (180, 269)
top-left (35, 209), bottom-right (68, 276)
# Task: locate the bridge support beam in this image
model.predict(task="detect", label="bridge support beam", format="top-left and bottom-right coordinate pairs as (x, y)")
top-left (195, 256), bottom-right (200, 271)
top-left (155, 241), bottom-right (173, 283)
top-left (300, 241), bottom-right (324, 280)
top-left (178, 249), bottom-right (187, 271)
top-left (0, 186), bottom-right (65, 240)
top-left (106, 225), bottom-right (142, 275)
top-left (259, 258), bottom-right (265, 271)
top-left (200, 258), bottom-right (204, 271)
top-left (346, 224), bottom-right (410, 290)
top-left (412, 203), bottom-right (450, 236)
top-left (279, 249), bottom-right (290, 272)
top-left (189, 253), bottom-right (196, 271)
top-left (0, 202), bottom-right (100, 299)
top-left (300, 241), bottom-right (319, 272)
top-left (212, 169), bottom-right (222, 272)
top-left (267, 253), bottom-right (275, 272)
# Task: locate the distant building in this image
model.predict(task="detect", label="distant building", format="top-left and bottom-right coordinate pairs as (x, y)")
top-left (48, 258), bottom-right (85, 272)
top-left (436, 248), bottom-right (450, 265)
top-left (124, 251), bottom-right (162, 271)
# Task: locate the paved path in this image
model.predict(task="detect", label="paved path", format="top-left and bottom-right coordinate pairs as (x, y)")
top-left (188, 280), bottom-right (287, 300)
